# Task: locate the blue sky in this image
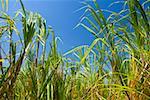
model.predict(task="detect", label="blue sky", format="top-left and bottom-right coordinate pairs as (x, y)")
top-left (4, 0), bottom-right (121, 53)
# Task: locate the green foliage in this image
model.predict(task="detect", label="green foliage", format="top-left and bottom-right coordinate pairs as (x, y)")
top-left (0, 0), bottom-right (150, 100)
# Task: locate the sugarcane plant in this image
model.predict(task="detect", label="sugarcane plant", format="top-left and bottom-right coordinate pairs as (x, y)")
top-left (64, 0), bottom-right (149, 99)
top-left (0, 0), bottom-right (150, 100)
top-left (0, 0), bottom-right (48, 99)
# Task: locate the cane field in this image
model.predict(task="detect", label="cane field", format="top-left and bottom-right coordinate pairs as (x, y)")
top-left (0, 0), bottom-right (150, 100)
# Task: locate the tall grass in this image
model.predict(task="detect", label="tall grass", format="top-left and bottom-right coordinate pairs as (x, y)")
top-left (68, 0), bottom-right (150, 99)
top-left (0, 0), bottom-right (149, 100)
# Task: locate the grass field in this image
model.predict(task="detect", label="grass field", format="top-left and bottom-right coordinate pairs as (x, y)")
top-left (0, 0), bottom-right (150, 100)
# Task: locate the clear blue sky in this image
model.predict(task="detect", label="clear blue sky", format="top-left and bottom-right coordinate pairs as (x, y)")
top-left (5, 0), bottom-right (122, 53)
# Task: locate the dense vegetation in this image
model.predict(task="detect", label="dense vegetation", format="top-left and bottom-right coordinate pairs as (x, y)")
top-left (0, 0), bottom-right (149, 100)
